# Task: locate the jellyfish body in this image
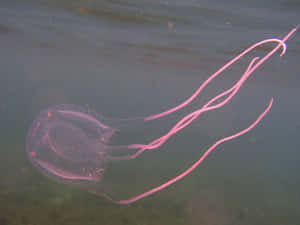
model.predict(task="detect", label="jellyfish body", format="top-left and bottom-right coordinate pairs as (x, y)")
top-left (26, 27), bottom-right (297, 204)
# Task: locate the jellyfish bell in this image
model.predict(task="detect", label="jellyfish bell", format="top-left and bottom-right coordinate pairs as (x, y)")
top-left (26, 105), bottom-right (110, 183)
top-left (26, 27), bottom-right (297, 204)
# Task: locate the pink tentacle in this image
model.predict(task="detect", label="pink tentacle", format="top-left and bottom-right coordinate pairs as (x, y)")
top-left (116, 99), bottom-right (273, 204)
top-left (137, 29), bottom-right (295, 152)
top-left (144, 36), bottom-right (288, 121)
top-left (113, 28), bottom-right (296, 163)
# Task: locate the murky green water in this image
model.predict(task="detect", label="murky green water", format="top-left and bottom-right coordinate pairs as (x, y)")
top-left (0, 0), bottom-right (299, 224)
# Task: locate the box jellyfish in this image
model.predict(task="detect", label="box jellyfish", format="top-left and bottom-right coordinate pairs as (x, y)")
top-left (26, 27), bottom-right (297, 204)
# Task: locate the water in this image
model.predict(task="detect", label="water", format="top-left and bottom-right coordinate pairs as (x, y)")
top-left (0, 0), bottom-right (299, 224)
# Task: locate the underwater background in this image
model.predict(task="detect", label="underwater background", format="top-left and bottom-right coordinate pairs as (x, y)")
top-left (0, 0), bottom-right (300, 224)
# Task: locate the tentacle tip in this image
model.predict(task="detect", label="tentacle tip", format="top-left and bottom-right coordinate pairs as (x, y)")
top-left (268, 98), bottom-right (274, 107)
top-left (279, 43), bottom-right (287, 56)
top-left (279, 51), bottom-right (286, 57)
